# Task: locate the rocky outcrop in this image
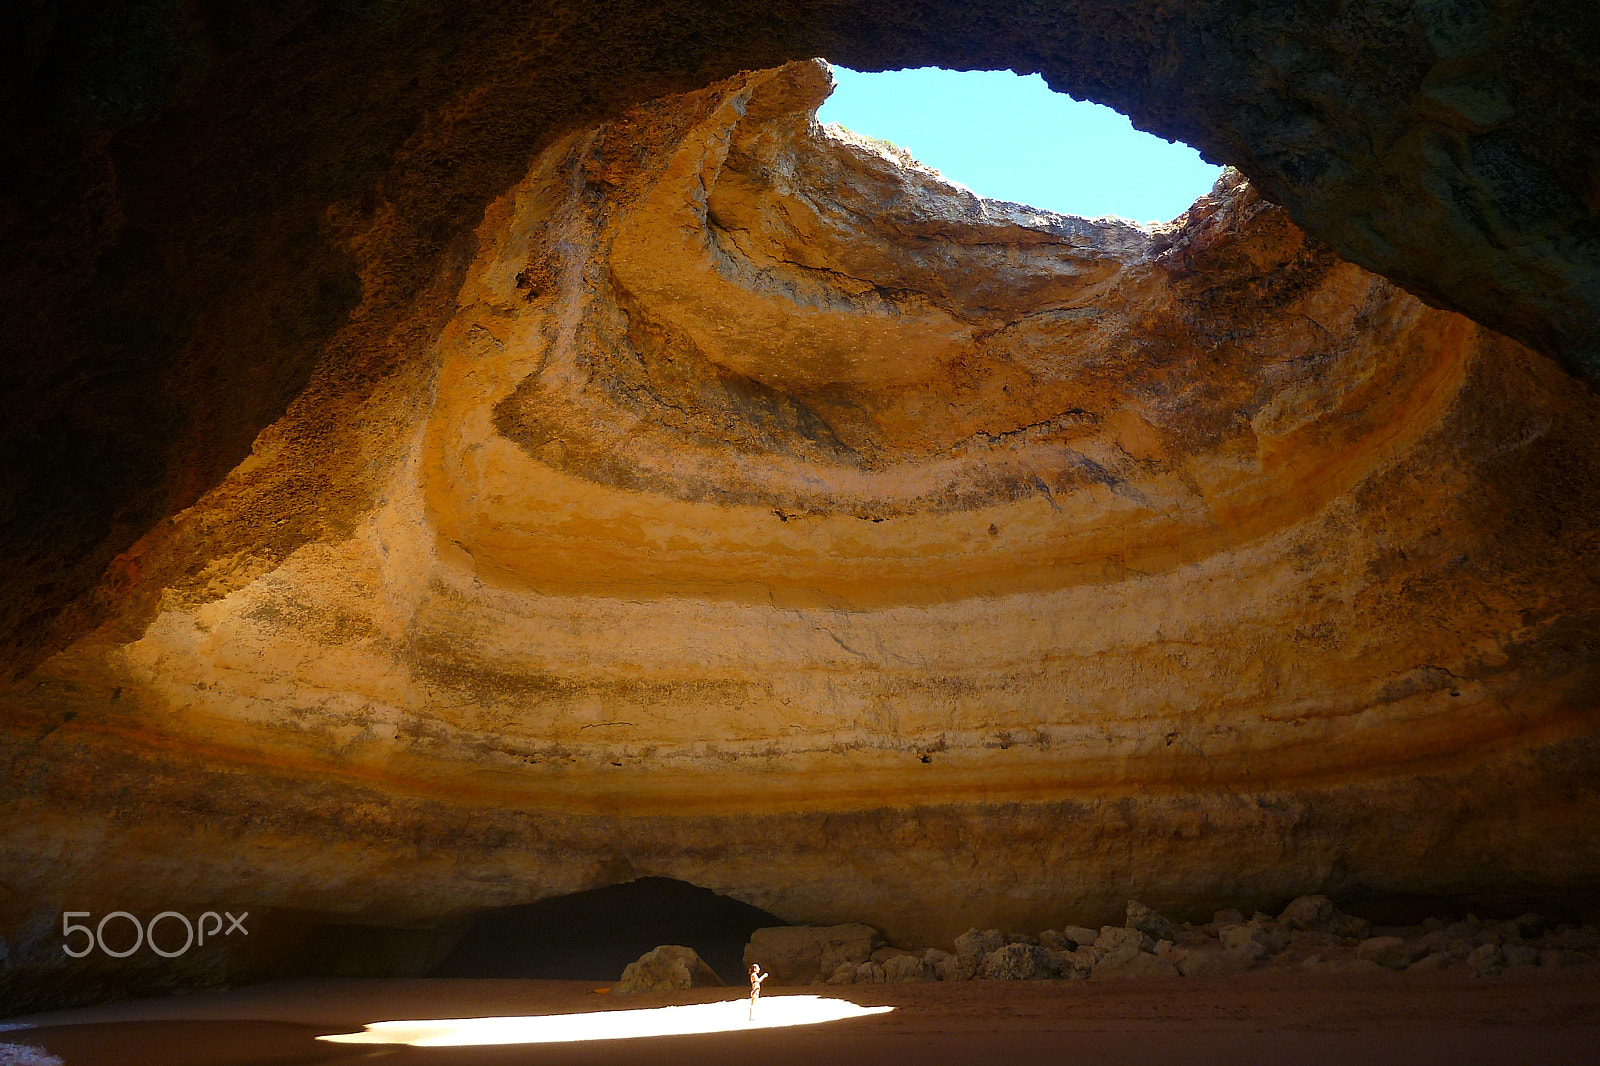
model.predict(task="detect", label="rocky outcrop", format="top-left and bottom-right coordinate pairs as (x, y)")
top-left (1, 56), bottom-right (1597, 1012)
top-left (615, 945), bottom-right (724, 993)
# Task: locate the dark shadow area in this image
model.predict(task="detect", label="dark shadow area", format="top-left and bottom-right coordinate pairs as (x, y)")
top-left (1338, 892), bottom-right (1600, 929)
top-left (434, 878), bottom-right (786, 983)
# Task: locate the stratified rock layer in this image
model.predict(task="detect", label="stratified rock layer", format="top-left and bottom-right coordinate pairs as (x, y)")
top-left (7, 0), bottom-right (1600, 698)
top-left (2, 63), bottom-right (1598, 1001)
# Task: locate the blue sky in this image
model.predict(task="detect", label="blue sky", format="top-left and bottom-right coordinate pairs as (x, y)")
top-left (816, 66), bottom-right (1222, 225)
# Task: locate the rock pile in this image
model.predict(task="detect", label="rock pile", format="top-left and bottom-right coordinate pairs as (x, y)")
top-left (747, 899), bottom-right (1600, 984)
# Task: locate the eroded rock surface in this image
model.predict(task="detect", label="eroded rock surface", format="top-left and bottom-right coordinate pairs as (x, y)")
top-left (615, 945), bottom-right (723, 992)
top-left (2, 62), bottom-right (1598, 1009)
top-left (6, 0), bottom-right (1600, 707)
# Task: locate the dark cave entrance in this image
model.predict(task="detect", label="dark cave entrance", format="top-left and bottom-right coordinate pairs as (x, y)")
top-left (433, 877), bottom-right (786, 983)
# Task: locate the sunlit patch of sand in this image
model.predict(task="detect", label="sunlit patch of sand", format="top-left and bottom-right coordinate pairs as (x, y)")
top-left (317, 994), bottom-right (892, 1046)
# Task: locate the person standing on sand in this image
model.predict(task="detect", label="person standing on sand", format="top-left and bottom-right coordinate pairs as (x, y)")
top-left (748, 962), bottom-right (768, 1021)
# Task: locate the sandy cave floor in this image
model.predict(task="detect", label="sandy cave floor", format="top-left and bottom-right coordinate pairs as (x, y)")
top-left (5, 972), bottom-right (1600, 1066)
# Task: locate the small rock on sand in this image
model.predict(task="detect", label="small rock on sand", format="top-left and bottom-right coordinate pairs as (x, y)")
top-left (1356, 936), bottom-right (1411, 970)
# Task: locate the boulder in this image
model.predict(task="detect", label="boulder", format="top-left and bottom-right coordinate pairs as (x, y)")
top-left (854, 961), bottom-right (887, 984)
top-left (1057, 948), bottom-right (1095, 979)
top-left (744, 924), bottom-right (882, 985)
top-left (1216, 929), bottom-right (1268, 961)
top-left (1222, 919), bottom-right (1289, 956)
top-left (953, 928), bottom-right (1006, 958)
top-left (935, 951), bottom-right (982, 981)
top-left (883, 953), bottom-right (932, 982)
top-left (1407, 952), bottom-right (1452, 971)
top-left (615, 945), bottom-right (724, 993)
top-left (1467, 943), bottom-right (1506, 977)
top-left (1277, 895), bottom-right (1369, 939)
top-left (1063, 926), bottom-right (1102, 950)
top-left (1091, 926), bottom-right (1154, 974)
top-left (1279, 895), bottom-right (1338, 931)
top-left (1126, 900), bottom-right (1177, 942)
top-left (982, 943), bottom-right (1061, 980)
top-left (1355, 936), bottom-right (1410, 970)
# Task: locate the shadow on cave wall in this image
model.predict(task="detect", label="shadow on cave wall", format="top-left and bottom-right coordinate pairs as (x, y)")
top-left (0, 879), bottom-right (783, 1015)
top-left (433, 877), bottom-right (786, 984)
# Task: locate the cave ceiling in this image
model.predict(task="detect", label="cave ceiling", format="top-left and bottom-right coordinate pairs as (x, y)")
top-left (0, 0), bottom-right (1597, 1003)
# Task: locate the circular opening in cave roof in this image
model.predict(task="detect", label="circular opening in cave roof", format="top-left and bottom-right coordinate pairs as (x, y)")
top-left (816, 65), bottom-right (1223, 225)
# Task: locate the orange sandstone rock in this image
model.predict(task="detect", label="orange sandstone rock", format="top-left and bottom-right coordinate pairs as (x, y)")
top-left (2, 64), bottom-right (1598, 999)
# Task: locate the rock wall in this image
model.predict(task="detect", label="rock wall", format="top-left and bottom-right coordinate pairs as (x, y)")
top-left (4, 0), bottom-right (1598, 691)
top-left (3, 63), bottom-right (1596, 1007)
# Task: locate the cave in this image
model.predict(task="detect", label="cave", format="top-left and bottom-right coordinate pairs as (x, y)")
top-left (1, 0), bottom-right (1598, 1062)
